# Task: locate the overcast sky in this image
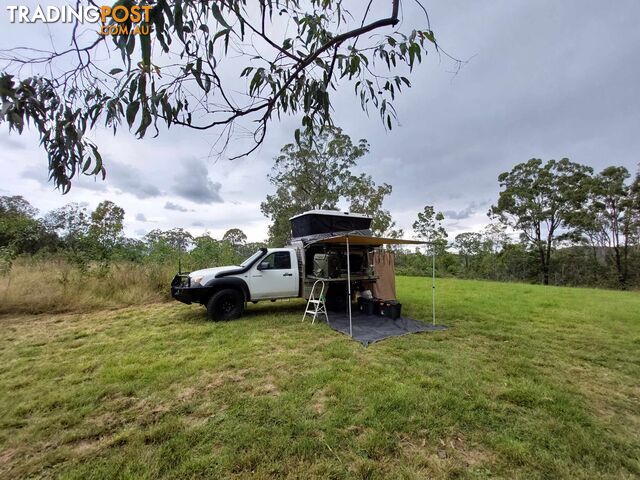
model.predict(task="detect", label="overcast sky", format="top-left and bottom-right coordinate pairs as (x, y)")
top-left (1, 1), bottom-right (639, 242)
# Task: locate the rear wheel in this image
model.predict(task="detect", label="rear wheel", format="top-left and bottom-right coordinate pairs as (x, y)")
top-left (206, 289), bottom-right (244, 321)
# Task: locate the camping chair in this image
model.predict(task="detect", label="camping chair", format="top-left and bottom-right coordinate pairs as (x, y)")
top-left (302, 280), bottom-right (328, 324)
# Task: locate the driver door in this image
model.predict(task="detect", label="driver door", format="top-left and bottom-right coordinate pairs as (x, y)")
top-left (249, 251), bottom-right (298, 299)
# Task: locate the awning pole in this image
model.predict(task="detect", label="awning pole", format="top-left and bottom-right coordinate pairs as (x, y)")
top-left (346, 235), bottom-right (352, 337)
top-left (432, 247), bottom-right (436, 326)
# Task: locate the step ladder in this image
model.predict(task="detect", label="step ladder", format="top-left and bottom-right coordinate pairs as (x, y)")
top-left (302, 280), bottom-right (328, 325)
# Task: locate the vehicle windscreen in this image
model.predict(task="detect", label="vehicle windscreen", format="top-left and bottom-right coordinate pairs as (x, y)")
top-left (240, 250), bottom-right (264, 267)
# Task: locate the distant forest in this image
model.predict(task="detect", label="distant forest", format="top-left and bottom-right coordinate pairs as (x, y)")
top-left (2, 156), bottom-right (639, 290)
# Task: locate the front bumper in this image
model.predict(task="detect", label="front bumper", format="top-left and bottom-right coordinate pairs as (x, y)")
top-left (171, 274), bottom-right (199, 304)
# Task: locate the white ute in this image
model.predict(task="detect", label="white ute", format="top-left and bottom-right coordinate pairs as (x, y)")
top-left (171, 247), bottom-right (301, 321)
top-left (170, 210), bottom-right (388, 321)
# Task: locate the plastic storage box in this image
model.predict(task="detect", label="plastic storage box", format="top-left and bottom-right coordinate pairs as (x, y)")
top-left (379, 300), bottom-right (402, 319)
top-left (357, 297), bottom-right (379, 315)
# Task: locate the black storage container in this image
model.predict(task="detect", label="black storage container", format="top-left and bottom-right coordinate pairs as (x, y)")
top-left (379, 300), bottom-right (402, 319)
top-left (357, 297), bottom-right (379, 316)
top-left (326, 284), bottom-right (348, 312)
top-left (290, 211), bottom-right (372, 238)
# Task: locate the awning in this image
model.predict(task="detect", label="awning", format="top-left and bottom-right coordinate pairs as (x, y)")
top-left (300, 230), bottom-right (437, 340)
top-left (304, 231), bottom-right (428, 247)
top-left (318, 232), bottom-right (431, 338)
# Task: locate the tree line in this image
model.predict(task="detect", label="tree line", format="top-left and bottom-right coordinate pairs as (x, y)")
top-left (259, 128), bottom-right (640, 289)
top-left (0, 196), bottom-right (262, 276)
top-left (401, 159), bottom-right (640, 289)
top-left (1, 128), bottom-right (639, 290)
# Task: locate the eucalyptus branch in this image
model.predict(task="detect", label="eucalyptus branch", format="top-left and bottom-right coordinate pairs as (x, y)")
top-left (0, 0), bottom-right (452, 191)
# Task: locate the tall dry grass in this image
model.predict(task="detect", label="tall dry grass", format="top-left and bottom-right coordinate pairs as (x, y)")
top-left (0, 257), bottom-right (177, 315)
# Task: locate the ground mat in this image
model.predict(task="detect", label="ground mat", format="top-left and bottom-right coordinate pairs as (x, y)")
top-left (325, 311), bottom-right (447, 346)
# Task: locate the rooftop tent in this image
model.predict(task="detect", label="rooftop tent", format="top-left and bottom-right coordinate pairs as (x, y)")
top-left (290, 210), bottom-right (372, 238)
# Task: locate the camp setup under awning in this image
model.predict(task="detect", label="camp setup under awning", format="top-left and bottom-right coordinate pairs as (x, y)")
top-left (302, 230), bottom-right (436, 340)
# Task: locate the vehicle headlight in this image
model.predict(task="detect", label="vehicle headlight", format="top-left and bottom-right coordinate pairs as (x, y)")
top-left (193, 276), bottom-right (204, 285)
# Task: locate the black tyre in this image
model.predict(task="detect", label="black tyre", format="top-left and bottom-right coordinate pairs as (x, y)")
top-left (206, 288), bottom-right (244, 321)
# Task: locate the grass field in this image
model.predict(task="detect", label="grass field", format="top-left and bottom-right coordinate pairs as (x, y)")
top-left (1, 277), bottom-right (639, 479)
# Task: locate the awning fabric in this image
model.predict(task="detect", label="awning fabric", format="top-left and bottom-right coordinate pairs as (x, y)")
top-left (302, 230), bottom-right (427, 247)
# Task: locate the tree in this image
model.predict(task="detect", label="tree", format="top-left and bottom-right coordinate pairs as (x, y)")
top-left (629, 166), bottom-right (640, 246)
top-left (454, 232), bottom-right (482, 270)
top-left (112, 237), bottom-right (147, 263)
top-left (89, 200), bottom-right (125, 257)
top-left (347, 175), bottom-right (402, 237)
top-left (222, 228), bottom-right (247, 247)
top-left (44, 202), bottom-right (93, 265)
top-left (412, 205), bottom-right (447, 252)
top-left (145, 228), bottom-right (194, 252)
top-left (190, 234), bottom-right (239, 269)
top-left (261, 127), bottom-right (395, 245)
top-left (45, 203), bottom-right (90, 238)
top-left (572, 166), bottom-right (636, 286)
top-left (482, 222), bottom-right (510, 254)
top-left (0, 196), bottom-right (55, 255)
top-left (0, 195), bottom-right (37, 218)
top-left (490, 158), bottom-right (592, 285)
top-left (0, 0), bottom-right (451, 191)
top-left (144, 228), bottom-right (194, 267)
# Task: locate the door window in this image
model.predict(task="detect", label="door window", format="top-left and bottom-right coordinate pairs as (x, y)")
top-left (260, 251), bottom-right (291, 270)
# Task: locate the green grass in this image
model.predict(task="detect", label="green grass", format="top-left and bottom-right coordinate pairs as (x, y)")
top-left (1, 277), bottom-right (639, 479)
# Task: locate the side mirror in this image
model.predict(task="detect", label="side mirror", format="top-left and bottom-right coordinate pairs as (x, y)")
top-left (258, 261), bottom-right (270, 270)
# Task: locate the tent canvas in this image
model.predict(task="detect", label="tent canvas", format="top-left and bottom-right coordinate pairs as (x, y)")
top-left (369, 250), bottom-right (396, 301)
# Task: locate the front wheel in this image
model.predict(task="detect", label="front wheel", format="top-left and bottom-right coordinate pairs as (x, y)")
top-left (206, 289), bottom-right (244, 321)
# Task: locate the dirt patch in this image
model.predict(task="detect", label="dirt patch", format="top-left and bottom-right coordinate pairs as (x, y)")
top-left (0, 448), bottom-right (17, 466)
top-left (401, 434), bottom-right (496, 469)
top-left (445, 436), bottom-right (496, 467)
top-left (91, 411), bottom-right (124, 430)
top-left (177, 386), bottom-right (197, 402)
top-left (183, 404), bottom-right (227, 429)
top-left (311, 388), bottom-right (334, 415)
top-left (253, 376), bottom-right (280, 396)
top-left (204, 368), bottom-right (254, 390)
top-left (133, 401), bottom-right (170, 427)
top-left (71, 437), bottom-right (108, 456)
top-left (102, 392), bottom-right (138, 410)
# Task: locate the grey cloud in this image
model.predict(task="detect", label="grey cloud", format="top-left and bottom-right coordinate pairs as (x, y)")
top-left (172, 158), bottom-right (223, 204)
top-left (164, 201), bottom-right (192, 212)
top-left (21, 165), bottom-right (108, 192)
top-left (77, 177), bottom-right (109, 192)
top-left (331, 0), bottom-right (640, 225)
top-left (107, 161), bottom-right (161, 199)
top-left (443, 201), bottom-right (488, 220)
top-left (192, 220), bottom-right (205, 227)
top-left (135, 213), bottom-right (148, 222)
